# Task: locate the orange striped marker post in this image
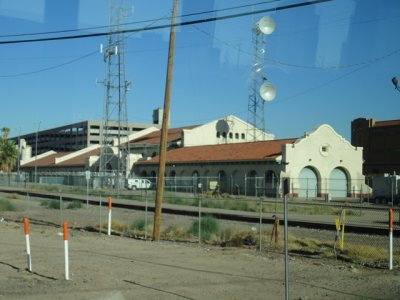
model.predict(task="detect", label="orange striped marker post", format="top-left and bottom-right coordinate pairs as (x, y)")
top-left (389, 208), bottom-right (393, 270)
top-left (107, 196), bottom-right (112, 236)
top-left (23, 217), bottom-right (32, 272)
top-left (63, 221), bottom-right (69, 280)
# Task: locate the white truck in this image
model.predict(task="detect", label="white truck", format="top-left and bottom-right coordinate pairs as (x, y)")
top-left (371, 173), bottom-right (400, 205)
top-left (125, 178), bottom-right (151, 190)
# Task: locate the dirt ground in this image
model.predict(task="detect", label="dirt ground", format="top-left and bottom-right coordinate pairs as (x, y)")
top-left (1, 195), bottom-right (400, 300)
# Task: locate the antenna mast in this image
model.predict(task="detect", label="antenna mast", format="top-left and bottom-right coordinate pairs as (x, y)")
top-left (247, 16), bottom-right (276, 142)
top-left (99, 0), bottom-right (131, 189)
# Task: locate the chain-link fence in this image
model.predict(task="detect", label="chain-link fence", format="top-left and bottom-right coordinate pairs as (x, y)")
top-left (1, 176), bottom-right (399, 268)
top-left (2, 172), bottom-right (398, 205)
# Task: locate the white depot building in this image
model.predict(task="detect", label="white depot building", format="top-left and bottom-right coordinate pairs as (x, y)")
top-left (20, 115), bottom-right (369, 199)
top-left (134, 121), bottom-right (369, 199)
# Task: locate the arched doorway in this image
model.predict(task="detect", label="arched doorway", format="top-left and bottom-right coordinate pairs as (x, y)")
top-left (247, 170), bottom-right (258, 196)
top-left (217, 170), bottom-right (228, 193)
top-left (231, 170), bottom-right (241, 195)
top-left (192, 171), bottom-right (200, 193)
top-left (329, 168), bottom-right (348, 198)
top-left (265, 170), bottom-right (278, 197)
top-left (299, 167), bottom-right (318, 198)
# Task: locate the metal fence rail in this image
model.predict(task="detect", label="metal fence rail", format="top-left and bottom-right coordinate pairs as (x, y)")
top-left (0, 179), bottom-right (398, 268)
top-left (2, 172), bottom-right (390, 203)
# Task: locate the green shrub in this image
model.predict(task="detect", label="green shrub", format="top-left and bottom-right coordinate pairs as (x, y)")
top-left (7, 193), bottom-right (20, 200)
top-left (47, 200), bottom-right (61, 209)
top-left (66, 200), bottom-right (82, 209)
top-left (190, 215), bottom-right (219, 241)
top-left (0, 199), bottom-right (17, 211)
top-left (161, 224), bottom-right (188, 240)
top-left (131, 218), bottom-right (152, 231)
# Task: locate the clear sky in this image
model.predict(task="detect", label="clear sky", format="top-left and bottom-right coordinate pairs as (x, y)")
top-left (1, 0), bottom-right (399, 141)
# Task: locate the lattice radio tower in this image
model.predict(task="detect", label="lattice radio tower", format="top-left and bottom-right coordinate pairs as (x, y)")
top-left (99, 0), bottom-right (131, 188)
top-left (247, 16), bottom-right (276, 142)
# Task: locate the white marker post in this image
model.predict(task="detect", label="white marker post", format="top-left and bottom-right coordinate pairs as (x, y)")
top-left (63, 221), bottom-right (69, 280)
top-left (23, 217), bottom-right (32, 272)
top-left (389, 208), bottom-right (393, 270)
top-left (107, 196), bottom-right (112, 236)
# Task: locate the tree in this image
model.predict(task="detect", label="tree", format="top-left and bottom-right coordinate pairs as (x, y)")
top-left (0, 127), bottom-right (18, 184)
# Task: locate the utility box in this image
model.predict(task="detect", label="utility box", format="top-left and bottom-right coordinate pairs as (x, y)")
top-left (371, 174), bottom-right (400, 205)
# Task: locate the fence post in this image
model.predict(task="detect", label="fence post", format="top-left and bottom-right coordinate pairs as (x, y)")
top-left (283, 178), bottom-right (290, 300)
top-left (389, 208), bottom-right (393, 270)
top-left (145, 189), bottom-right (148, 240)
top-left (107, 196), bottom-right (112, 236)
top-left (306, 177), bottom-right (309, 200)
top-left (244, 174), bottom-right (247, 197)
top-left (259, 197), bottom-right (262, 252)
top-left (99, 194), bottom-right (102, 234)
top-left (59, 190), bottom-right (63, 226)
top-left (198, 196), bottom-right (202, 244)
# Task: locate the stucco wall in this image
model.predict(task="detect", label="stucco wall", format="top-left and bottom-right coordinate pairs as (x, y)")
top-left (281, 124), bottom-right (368, 197)
top-left (183, 115), bottom-right (274, 147)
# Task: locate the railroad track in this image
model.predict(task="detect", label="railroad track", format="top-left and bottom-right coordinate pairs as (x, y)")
top-left (1, 187), bottom-right (398, 236)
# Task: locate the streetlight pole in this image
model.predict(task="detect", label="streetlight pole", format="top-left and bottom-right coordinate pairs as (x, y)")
top-left (34, 121), bottom-right (41, 184)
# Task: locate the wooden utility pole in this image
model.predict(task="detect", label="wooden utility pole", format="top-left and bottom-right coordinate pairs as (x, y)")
top-left (153, 0), bottom-right (178, 241)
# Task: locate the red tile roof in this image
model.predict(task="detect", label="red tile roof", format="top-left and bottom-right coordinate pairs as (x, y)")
top-left (21, 148), bottom-right (100, 168)
top-left (130, 125), bottom-right (198, 145)
top-left (138, 138), bottom-right (296, 165)
top-left (57, 148), bottom-right (100, 167)
top-left (22, 152), bottom-right (71, 168)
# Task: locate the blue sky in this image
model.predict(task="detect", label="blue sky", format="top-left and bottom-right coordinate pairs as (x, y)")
top-left (0, 0), bottom-right (399, 141)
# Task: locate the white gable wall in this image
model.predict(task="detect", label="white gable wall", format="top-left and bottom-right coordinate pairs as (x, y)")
top-left (281, 124), bottom-right (368, 197)
top-left (183, 115), bottom-right (274, 147)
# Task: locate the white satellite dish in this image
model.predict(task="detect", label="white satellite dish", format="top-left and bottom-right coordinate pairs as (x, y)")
top-left (259, 82), bottom-right (276, 101)
top-left (254, 16), bottom-right (275, 35)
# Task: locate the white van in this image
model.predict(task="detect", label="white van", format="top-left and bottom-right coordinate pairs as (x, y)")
top-left (125, 178), bottom-right (151, 190)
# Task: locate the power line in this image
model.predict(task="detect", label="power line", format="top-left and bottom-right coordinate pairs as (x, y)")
top-left (0, 51), bottom-right (97, 78)
top-left (0, 7), bottom-right (175, 78)
top-left (194, 21), bottom-right (400, 70)
top-left (0, 0), bottom-right (280, 39)
top-left (0, 0), bottom-right (333, 45)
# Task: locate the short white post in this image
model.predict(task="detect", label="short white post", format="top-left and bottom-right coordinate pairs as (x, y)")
top-left (23, 217), bottom-right (32, 272)
top-left (389, 208), bottom-right (393, 270)
top-left (63, 221), bottom-right (69, 280)
top-left (107, 196), bottom-right (112, 236)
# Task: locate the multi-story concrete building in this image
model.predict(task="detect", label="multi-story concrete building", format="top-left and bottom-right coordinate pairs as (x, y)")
top-left (12, 112), bottom-right (162, 156)
top-left (351, 118), bottom-right (400, 175)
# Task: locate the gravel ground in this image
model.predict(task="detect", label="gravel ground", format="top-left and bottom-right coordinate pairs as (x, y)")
top-left (1, 194), bottom-right (400, 299)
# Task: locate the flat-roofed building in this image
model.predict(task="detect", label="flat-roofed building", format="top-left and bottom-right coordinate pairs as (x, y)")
top-left (351, 118), bottom-right (400, 175)
top-left (12, 119), bottom-right (161, 156)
